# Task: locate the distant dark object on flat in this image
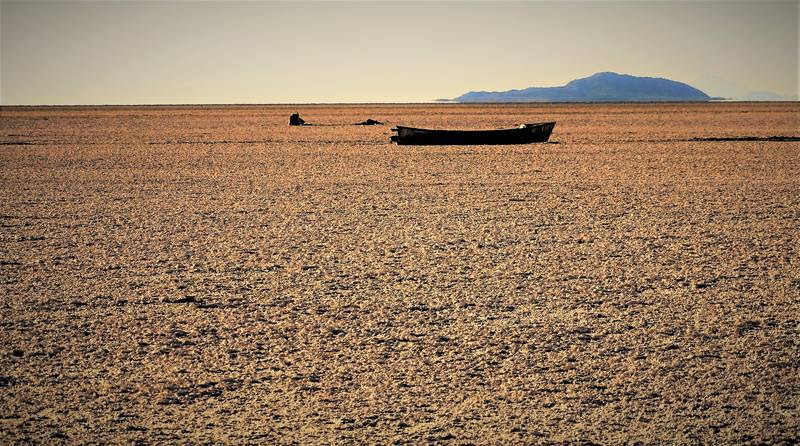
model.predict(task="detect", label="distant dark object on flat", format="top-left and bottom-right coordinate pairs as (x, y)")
top-left (690, 135), bottom-right (800, 142)
top-left (289, 113), bottom-right (308, 126)
top-left (355, 118), bottom-right (383, 126)
top-left (391, 122), bottom-right (556, 145)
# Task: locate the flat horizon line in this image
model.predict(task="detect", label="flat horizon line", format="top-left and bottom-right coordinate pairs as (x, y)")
top-left (2, 100), bottom-right (798, 108)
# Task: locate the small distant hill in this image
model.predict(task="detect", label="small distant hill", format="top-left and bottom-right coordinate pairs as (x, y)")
top-left (454, 72), bottom-right (711, 102)
top-left (692, 75), bottom-right (796, 101)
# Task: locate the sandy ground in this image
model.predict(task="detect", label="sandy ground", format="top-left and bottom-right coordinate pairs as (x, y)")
top-left (1, 103), bottom-right (799, 444)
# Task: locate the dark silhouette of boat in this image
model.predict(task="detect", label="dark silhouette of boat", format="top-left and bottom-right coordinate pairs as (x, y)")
top-left (390, 122), bottom-right (555, 145)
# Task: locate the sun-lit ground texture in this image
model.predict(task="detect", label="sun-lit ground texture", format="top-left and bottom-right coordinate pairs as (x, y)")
top-left (1, 103), bottom-right (799, 444)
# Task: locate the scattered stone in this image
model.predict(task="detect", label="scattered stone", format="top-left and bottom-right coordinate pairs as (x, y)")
top-left (736, 320), bottom-right (762, 336)
top-left (355, 118), bottom-right (383, 125)
top-left (223, 378), bottom-right (242, 391)
top-left (157, 396), bottom-right (182, 405)
top-left (289, 113), bottom-right (308, 126)
top-left (201, 387), bottom-right (223, 398)
top-left (168, 296), bottom-right (196, 304)
top-left (691, 279), bottom-right (716, 289)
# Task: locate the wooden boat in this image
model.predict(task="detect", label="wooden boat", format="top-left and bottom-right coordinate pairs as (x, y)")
top-left (390, 122), bottom-right (555, 145)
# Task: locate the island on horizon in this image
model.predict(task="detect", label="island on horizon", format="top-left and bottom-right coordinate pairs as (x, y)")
top-left (447, 72), bottom-right (713, 103)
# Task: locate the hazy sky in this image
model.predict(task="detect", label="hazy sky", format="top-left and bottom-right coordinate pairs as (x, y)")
top-left (1, 1), bottom-right (797, 104)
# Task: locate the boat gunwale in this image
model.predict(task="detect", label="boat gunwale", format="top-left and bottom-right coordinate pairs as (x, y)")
top-left (392, 122), bottom-right (556, 134)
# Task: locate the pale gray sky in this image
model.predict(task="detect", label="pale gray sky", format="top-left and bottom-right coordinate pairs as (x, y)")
top-left (1, 1), bottom-right (797, 104)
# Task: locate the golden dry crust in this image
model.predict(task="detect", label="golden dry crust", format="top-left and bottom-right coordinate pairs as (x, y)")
top-left (0, 103), bottom-right (799, 444)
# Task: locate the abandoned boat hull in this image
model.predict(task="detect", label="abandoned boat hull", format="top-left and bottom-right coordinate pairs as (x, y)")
top-left (390, 122), bottom-right (556, 145)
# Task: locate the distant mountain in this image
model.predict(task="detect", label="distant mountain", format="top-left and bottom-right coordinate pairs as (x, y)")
top-left (737, 91), bottom-right (790, 101)
top-left (454, 72), bottom-right (711, 102)
top-left (692, 75), bottom-right (795, 101)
